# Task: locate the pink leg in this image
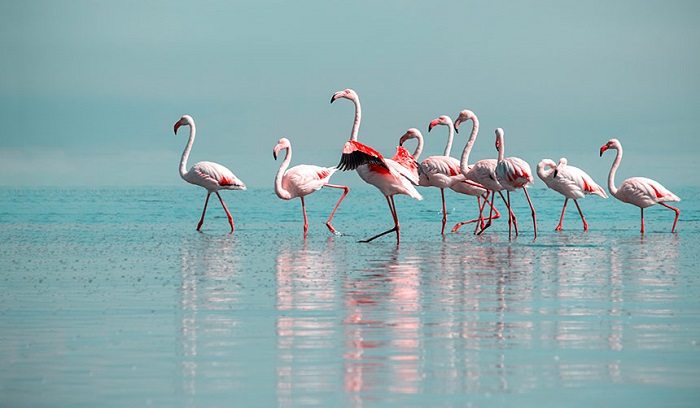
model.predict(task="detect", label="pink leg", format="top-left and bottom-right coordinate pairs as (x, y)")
top-left (300, 196), bottom-right (308, 237)
top-left (451, 193), bottom-right (485, 233)
top-left (440, 188), bottom-right (447, 235)
top-left (522, 187), bottom-right (536, 238)
top-left (197, 192), bottom-right (211, 231)
top-left (640, 208), bottom-right (645, 234)
top-left (323, 184), bottom-right (349, 235)
top-left (360, 196), bottom-right (400, 244)
top-left (477, 191), bottom-right (500, 234)
top-left (555, 198), bottom-right (568, 231)
top-left (573, 199), bottom-right (588, 232)
top-left (659, 202), bottom-right (680, 233)
top-left (215, 192), bottom-right (234, 233)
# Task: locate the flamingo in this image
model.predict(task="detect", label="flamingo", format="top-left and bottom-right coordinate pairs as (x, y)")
top-left (494, 128), bottom-right (537, 239)
top-left (599, 138), bottom-right (680, 233)
top-left (330, 88), bottom-right (422, 244)
top-left (537, 158), bottom-right (608, 232)
top-left (173, 115), bottom-right (246, 232)
top-left (273, 137), bottom-right (349, 237)
top-left (398, 122), bottom-right (488, 234)
top-left (453, 110), bottom-right (502, 234)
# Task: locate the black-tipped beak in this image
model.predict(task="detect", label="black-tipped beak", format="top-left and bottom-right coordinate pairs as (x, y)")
top-left (553, 169), bottom-right (558, 178)
top-left (273, 151), bottom-right (278, 160)
top-left (330, 95), bottom-right (336, 104)
top-left (599, 147), bottom-right (605, 157)
top-left (173, 122), bottom-right (181, 134)
top-left (453, 123), bottom-right (459, 134)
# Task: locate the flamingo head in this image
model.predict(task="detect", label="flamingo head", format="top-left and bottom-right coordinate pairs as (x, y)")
top-left (273, 138), bottom-right (291, 160)
top-left (494, 128), bottom-right (504, 152)
top-left (428, 115), bottom-right (452, 133)
top-left (330, 88), bottom-right (358, 104)
top-left (174, 115), bottom-right (193, 134)
top-left (599, 138), bottom-right (620, 157)
top-left (453, 110), bottom-right (475, 133)
top-left (537, 159), bottom-right (558, 179)
top-left (399, 128), bottom-right (422, 146)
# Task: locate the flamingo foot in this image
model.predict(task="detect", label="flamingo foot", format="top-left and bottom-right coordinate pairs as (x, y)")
top-left (326, 222), bottom-right (343, 236)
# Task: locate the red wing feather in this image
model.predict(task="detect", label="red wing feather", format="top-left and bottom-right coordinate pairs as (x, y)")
top-left (338, 140), bottom-right (388, 171)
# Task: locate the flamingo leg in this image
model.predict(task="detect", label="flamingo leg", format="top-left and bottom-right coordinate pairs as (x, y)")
top-left (522, 187), bottom-right (536, 238)
top-left (555, 198), bottom-right (569, 231)
top-left (300, 196), bottom-right (308, 237)
top-left (360, 196), bottom-right (400, 244)
top-left (658, 202), bottom-right (680, 233)
top-left (197, 192), bottom-right (212, 231)
top-left (323, 183), bottom-right (349, 235)
top-left (451, 194), bottom-right (484, 233)
top-left (506, 191), bottom-right (520, 239)
top-left (440, 188), bottom-right (447, 235)
top-left (477, 191), bottom-right (500, 234)
top-left (215, 192), bottom-right (234, 233)
top-left (573, 199), bottom-right (588, 232)
top-left (452, 192), bottom-right (498, 234)
top-left (640, 208), bottom-right (645, 234)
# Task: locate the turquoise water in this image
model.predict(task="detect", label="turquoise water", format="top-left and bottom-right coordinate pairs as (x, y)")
top-left (1, 186), bottom-right (699, 407)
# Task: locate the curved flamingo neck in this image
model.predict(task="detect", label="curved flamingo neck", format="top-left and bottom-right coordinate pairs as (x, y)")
top-left (179, 122), bottom-right (196, 179)
top-left (537, 160), bottom-right (554, 180)
top-left (607, 147), bottom-right (622, 197)
top-left (496, 131), bottom-right (505, 162)
top-left (458, 115), bottom-right (480, 174)
top-left (443, 119), bottom-right (455, 157)
top-left (274, 146), bottom-right (293, 200)
top-left (349, 97), bottom-right (361, 141)
top-left (411, 133), bottom-right (424, 160)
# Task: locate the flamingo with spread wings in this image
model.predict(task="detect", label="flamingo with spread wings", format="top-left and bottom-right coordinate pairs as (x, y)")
top-left (331, 89), bottom-right (422, 244)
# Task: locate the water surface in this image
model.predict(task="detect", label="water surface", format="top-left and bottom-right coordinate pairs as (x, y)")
top-left (1, 186), bottom-right (699, 407)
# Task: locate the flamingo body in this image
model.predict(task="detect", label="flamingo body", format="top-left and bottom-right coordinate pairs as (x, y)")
top-left (174, 115), bottom-right (246, 232)
top-left (612, 177), bottom-right (679, 208)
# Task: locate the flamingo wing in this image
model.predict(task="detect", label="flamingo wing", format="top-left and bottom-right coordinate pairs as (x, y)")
top-left (283, 165), bottom-right (337, 197)
top-left (187, 161), bottom-right (246, 190)
top-left (421, 156), bottom-right (461, 177)
top-left (618, 177), bottom-right (680, 207)
top-left (497, 157), bottom-right (534, 189)
top-left (337, 140), bottom-right (388, 172)
top-left (391, 145), bottom-right (422, 182)
top-left (566, 166), bottom-right (608, 198)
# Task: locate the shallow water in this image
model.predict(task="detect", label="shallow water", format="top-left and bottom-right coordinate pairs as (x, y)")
top-left (1, 186), bottom-right (699, 407)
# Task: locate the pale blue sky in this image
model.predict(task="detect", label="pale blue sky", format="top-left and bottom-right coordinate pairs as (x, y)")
top-left (1, 0), bottom-right (698, 188)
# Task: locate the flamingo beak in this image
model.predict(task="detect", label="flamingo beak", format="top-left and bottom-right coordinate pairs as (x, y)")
top-left (553, 169), bottom-right (558, 178)
top-left (599, 145), bottom-right (607, 156)
top-left (428, 121), bottom-right (436, 133)
top-left (173, 122), bottom-right (181, 134)
top-left (273, 151), bottom-right (278, 160)
top-left (453, 121), bottom-right (460, 134)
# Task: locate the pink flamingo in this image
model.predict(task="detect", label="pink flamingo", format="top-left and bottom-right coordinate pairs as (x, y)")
top-left (173, 115), bottom-right (246, 232)
top-left (600, 138), bottom-right (680, 233)
top-left (398, 122), bottom-right (489, 234)
top-left (330, 89), bottom-right (422, 244)
top-left (273, 138), bottom-right (349, 237)
top-left (537, 158), bottom-right (608, 232)
top-left (453, 110), bottom-right (502, 234)
top-left (494, 128), bottom-right (537, 239)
